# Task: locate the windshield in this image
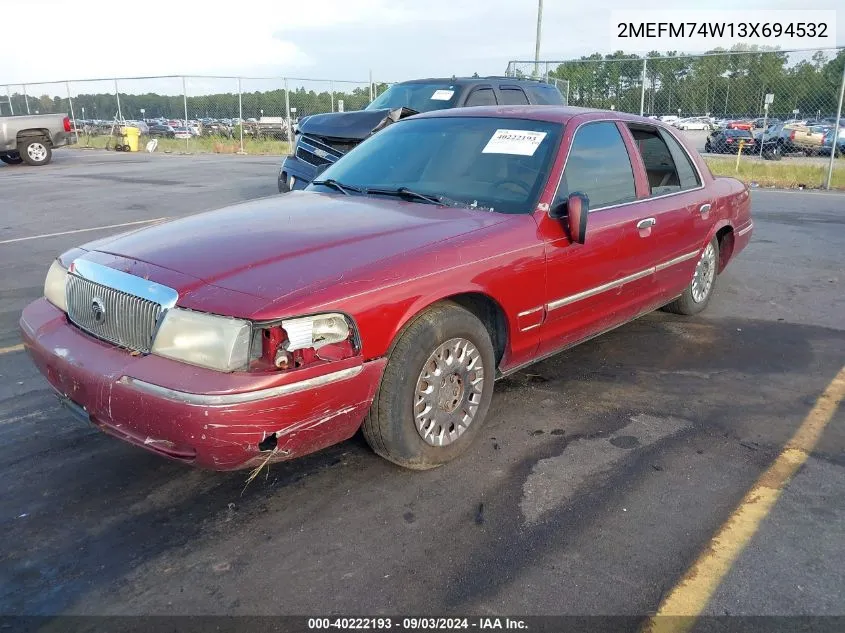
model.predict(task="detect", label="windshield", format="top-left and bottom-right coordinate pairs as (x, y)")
top-left (365, 83), bottom-right (460, 113)
top-left (307, 116), bottom-right (561, 215)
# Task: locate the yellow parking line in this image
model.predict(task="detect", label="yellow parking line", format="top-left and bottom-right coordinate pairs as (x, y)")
top-left (0, 343), bottom-right (25, 355)
top-left (645, 365), bottom-right (845, 633)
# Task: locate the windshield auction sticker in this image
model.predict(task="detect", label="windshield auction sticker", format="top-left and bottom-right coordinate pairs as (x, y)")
top-left (431, 89), bottom-right (455, 100)
top-left (482, 130), bottom-right (548, 156)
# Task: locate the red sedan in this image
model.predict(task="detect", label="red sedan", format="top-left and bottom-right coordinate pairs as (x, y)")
top-left (726, 120), bottom-right (754, 131)
top-left (20, 106), bottom-right (752, 471)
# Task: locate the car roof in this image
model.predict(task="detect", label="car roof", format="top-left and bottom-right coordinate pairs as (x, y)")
top-left (409, 105), bottom-right (663, 126)
top-left (397, 77), bottom-right (556, 86)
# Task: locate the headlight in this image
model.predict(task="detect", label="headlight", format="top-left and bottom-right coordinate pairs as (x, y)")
top-left (151, 308), bottom-right (251, 372)
top-left (44, 259), bottom-right (68, 312)
top-left (282, 313), bottom-right (351, 351)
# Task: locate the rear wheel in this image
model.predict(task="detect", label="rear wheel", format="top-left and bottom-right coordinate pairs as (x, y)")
top-left (18, 138), bottom-right (52, 166)
top-left (662, 238), bottom-right (719, 316)
top-left (0, 152), bottom-right (23, 165)
top-left (362, 302), bottom-right (496, 470)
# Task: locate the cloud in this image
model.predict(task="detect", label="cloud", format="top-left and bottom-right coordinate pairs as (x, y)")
top-left (1, 0), bottom-right (841, 90)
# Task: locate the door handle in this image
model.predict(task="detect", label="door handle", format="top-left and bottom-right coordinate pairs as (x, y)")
top-left (636, 218), bottom-right (656, 230)
top-left (699, 203), bottom-right (712, 215)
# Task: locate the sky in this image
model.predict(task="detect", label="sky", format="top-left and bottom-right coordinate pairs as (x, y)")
top-left (1, 0), bottom-right (842, 88)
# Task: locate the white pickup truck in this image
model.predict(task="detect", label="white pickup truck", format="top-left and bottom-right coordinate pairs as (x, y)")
top-left (0, 113), bottom-right (73, 166)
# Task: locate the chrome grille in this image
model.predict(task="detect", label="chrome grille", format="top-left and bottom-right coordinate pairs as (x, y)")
top-left (66, 274), bottom-right (162, 353)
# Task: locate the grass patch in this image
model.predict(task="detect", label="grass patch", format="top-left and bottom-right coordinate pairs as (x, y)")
top-left (71, 134), bottom-right (291, 156)
top-left (704, 157), bottom-right (845, 190)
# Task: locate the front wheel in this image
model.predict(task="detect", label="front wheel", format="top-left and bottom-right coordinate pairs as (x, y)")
top-left (662, 238), bottom-right (719, 316)
top-left (0, 152), bottom-right (23, 165)
top-left (362, 302), bottom-right (496, 470)
top-left (18, 138), bottom-right (52, 166)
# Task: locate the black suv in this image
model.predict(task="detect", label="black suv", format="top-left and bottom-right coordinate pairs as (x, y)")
top-left (278, 77), bottom-right (565, 192)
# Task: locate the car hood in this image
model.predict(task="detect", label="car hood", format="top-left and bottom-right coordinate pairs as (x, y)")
top-left (81, 191), bottom-right (508, 310)
top-left (297, 107), bottom-right (417, 141)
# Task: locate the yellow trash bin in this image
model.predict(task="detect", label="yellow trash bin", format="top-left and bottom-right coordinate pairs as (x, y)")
top-left (122, 126), bottom-right (140, 152)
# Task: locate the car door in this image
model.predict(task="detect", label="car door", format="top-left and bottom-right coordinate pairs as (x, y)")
top-left (623, 124), bottom-right (709, 298)
top-left (534, 119), bottom-right (660, 358)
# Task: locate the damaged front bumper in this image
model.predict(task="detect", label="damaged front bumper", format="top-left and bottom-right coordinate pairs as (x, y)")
top-left (20, 298), bottom-right (385, 471)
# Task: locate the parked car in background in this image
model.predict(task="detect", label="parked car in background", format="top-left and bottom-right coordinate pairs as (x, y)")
top-left (21, 106), bottom-right (751, 471)
top-left (148, 124), bottom-right (176, 138)
top-left (674, 117), bottom-right (712, 131)
top-left (704, 129), bottom-right (756, 154)
top-left (821, 126), bottom-right (845, 157)
top-left (726, 120), bottom-right (754, 131)
top-left (788, 125), bottom-right (830, 155)
top-left (0, 113), bottom-right (74, 166)
top-left (172, 127), bottom-right (192, 140)
top-left (278, 76), bottom-right (565, 192)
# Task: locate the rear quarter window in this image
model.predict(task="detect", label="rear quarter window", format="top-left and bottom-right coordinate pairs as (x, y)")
top-left (526, 84), bottom-right (564, 105)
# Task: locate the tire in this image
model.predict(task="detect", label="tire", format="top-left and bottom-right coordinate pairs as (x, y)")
top-left (663, 238), bottom-right (719, 316)
top-left (362, 301), bottom-right (496, 470)
top-left (704, 141), bottom-right (712, 153)
top-left (122, 144), bottom-right (131, 152)
top-left (18, 138), bottom-right (52, 166)
top-left (764, 144), bottom-right (783, 161)
top-left (278, 171), bottom-right (291, 194)
top-left (0, 152), bottom-right (23, 165)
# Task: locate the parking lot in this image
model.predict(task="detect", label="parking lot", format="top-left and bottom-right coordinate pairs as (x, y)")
top-left (1, 151), bottom-right (844, 625)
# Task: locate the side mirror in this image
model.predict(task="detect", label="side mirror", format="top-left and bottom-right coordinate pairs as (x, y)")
top-left (550, 192), bottom-right (589, 244)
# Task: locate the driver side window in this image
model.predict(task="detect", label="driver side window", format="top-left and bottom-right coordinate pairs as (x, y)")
top-left (554, 121), bottom-right (637, 210)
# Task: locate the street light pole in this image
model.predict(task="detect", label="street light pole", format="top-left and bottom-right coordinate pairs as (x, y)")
top-left (534, 0), bottom-right (543, 78)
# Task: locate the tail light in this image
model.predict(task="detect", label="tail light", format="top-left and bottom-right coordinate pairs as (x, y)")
top-left (790, 131), bottom-right (797, 141)
top-left (727, 138), bottom-right (734, 143)
top-left (63, 116), bottom-right (71, 132)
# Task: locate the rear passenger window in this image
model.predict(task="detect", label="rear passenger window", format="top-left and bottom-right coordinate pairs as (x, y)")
top-left (660, 130), bottom-right (701, 190)
top-left (556, 122), bottom-right (636, 210)
top-left (627, 126), bottom-right (699, 195)
top-left (465, 88), bottom-right (497, 107)
top-left (528, 84), bottom-right (565, 105)
top-left (499, 88), bottom-right (529, 105)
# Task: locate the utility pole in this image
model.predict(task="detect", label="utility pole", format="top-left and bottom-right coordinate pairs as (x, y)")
top-left (534, 0), bottom-right (543, 78)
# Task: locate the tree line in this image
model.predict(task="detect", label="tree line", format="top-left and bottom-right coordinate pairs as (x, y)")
top-left (1, 84), bottom-right (391, 120)
top-left (529, 45), bottom-right (845, 118)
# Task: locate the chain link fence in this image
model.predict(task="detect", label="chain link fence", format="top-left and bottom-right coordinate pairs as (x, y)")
top-left (0, 75), bottom-right (387, 156)
top-left (508, 48), bottom-right (845, 188)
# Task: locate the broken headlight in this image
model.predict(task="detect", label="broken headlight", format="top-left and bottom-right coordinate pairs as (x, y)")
top-left (249, 312), bottom-right (359, 372)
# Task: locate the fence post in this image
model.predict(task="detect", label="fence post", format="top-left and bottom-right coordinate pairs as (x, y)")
top-left (330, 81), bottom-right (335, 113)
top-left (284, 78), bottom-right (292, 149)
top-left (66, 81), bottom-right (78, 144)
top-left (238, 77), bottom-right (244, 154)
top-left (5, 85), bottom-right (13, 115)
top-left (182, 76), bottom-right (189, 153)
top-left (640, 58), bottom-right (647, 117)
top-left (23, 84), bottom-right (30, 114)
top-left (369, 69), bottom-right (373, 102)
top-left (545, 62), bottom-right (549, 83)
top-left (826, 60), bottom-right (845, 191)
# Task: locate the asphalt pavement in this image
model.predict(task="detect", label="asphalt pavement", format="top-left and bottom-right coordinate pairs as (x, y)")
top-left (0, 151), bottom-right (843, 625)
